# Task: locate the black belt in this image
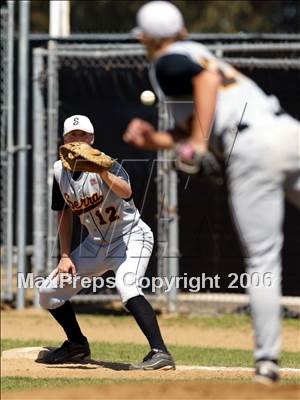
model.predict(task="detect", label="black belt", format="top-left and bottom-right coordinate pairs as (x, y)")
top-left (236, 109), bottom-right (285, 133)
top-left (238, 123), bottom-right (249, 132)
top-left (274, 109), bottom-right (286, 116)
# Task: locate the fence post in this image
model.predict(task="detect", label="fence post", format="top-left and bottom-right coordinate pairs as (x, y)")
top-left (46, 40), bottom-right (59, 274)
top-left (16, 0), bottom-right (30, 309)
top-left (33, 48), bottom-right (47, 307)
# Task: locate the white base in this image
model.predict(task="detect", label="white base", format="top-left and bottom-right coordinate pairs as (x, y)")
top-left (2, 346), bottom-right (54, 361)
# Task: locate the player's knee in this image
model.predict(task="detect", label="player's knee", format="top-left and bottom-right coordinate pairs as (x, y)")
top-left (114, 271), bottom-right (125, 291)
top-left (124, 292), bottom-right (144, 306)
top-left (38, 292), bottom-right (51, 309)
top-left (117, 283), bottom-right (144, 306)
top-left (39, 287), bottom-right (63, 310)
top-left (39, 295), bottom-right (64, 310)
top-left (115, 272), bottom-right (136, 295)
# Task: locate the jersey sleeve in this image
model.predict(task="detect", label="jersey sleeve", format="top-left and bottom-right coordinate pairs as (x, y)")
top-left (109, 162), bottom-right (132, 201)
top-left (51, 176), bottom-right (69, 211)
top-left (155, 53), bottom-right (203, 97)
top-left (109, 162), bottom-right (130, 183)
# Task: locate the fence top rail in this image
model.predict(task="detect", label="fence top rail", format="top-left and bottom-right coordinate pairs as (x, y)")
top-left (33, 47), bottom-right (300, 69)
top-left (53, 49), bottom-right (147, 58)
top-left (46, 50), bottom-right (300, 59)
top-left (54, 42), bottom-right (300, 52)
top-left (223, 58), bottom-right (300, 69)
top-left (28, 32), bottom-right (300, 42)
top-left (209, 43), bottom-right (300, 52)
top-left (32, 46), bottom-right (145, 57)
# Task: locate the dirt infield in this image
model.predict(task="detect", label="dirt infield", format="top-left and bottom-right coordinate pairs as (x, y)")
top-left (1, 310), bottom-right (299, 399)
top-left (1, 309), bottom-right (299, 352)
top-left (2, 355), bottom-right (300, 380)
top-left (2, 381), bottom-right (300, 400)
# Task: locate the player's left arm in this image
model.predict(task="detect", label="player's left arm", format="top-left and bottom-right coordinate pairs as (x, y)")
top-left (99, 170), bottom-right (132, 199)
top-left (191, 70), bottom-right (221, 153)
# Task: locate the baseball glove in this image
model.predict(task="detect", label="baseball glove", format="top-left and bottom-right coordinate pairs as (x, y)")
top-left (59, 142), bottom-right (114, 173)
top-left (173, 141), bottom-right (223, 185)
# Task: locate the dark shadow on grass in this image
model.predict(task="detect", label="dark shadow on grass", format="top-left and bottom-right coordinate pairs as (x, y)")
top-left (46, 365), bottom-right (98, 370)
top-left (36, 356), bottom-right (132, 371)
top-left (89, 359), bottom-right (132, 371)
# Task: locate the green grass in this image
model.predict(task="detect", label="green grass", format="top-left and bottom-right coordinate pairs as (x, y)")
top-left (4, 311), bottom-right (298, 330)
top-left (1, 377), bottom-right (140, 392)
top-left (1, 375), bottom-right (299, 393)
top-left (2, 339), bottom-right (300, 368)
top-left (160, 314), bottom-right (253, 328)
top-left (71, 313), bottom-right (300, 330)
top-left (80, 313), bottom-right (299, 329)
top-left (283, 318), bottom-right (300, 329)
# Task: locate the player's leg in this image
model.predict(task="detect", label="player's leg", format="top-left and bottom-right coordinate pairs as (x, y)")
top-left (108, 226), bottom-right (175, 370)
top-left (281, 116), bottom-right (300, 209)
top-left (39, 266), bottom-right (87, 337)
top-left (38, 269), bottom-right (91, 363)
top-left (38, 236), bottom-right (105, 363)
top-left (229, 184), bottom-right (283, 382)
top-left (224, 125), bottom-right (286, 382)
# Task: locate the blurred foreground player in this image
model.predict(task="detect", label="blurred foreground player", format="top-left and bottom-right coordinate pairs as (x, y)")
top-left (124, 1), bottom-right (300, 383)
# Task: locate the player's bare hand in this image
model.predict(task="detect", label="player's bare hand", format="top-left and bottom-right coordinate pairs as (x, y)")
top-left (123, 118), bottom-right (156, 149)
top-left (53, 256), bottom-right (77, 282)
top-left (176, 139), bottom-right (206, 163)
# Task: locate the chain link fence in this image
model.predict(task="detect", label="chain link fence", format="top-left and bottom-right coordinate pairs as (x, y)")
top-left (1, 4), bottom-right (14, 302)
top-left (29, 41), bottom-right (300, 312)
top-left (1, 32), bottom-right (299, 310)
top-left (0, 6), bottom-right (8, 299)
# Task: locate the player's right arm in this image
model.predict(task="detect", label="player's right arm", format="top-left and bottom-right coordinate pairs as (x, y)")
top-left (51, 176), bottom-right (77, 277)
top-left (58, 208), bottom-right (73, 259)
top-left (54, 208), bottom-right (76, 277)
top-left (123, 118), bottom-right (174, 150)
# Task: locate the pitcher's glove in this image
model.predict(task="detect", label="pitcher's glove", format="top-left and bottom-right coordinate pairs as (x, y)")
top-left (173, 141), bottom-right (223, 184)
top-left (59, 142), bottom-right (114, 173)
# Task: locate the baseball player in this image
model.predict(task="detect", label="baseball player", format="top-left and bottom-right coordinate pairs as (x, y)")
top-left (39, 114), bottom-right (175, 370)
top-left (124, 1), bottom-right (300, 383)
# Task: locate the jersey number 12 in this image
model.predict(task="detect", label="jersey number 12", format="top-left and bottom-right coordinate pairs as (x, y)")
top-left (95, 206), bottom-right (119, 225)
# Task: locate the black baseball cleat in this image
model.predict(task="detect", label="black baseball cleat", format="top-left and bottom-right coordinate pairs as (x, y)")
top-left (130, 348), bottom-right (176, 370)
top-left (39, 339), bottom-right (91, 364)
top-left (254, 359), bottom-right (279, 385)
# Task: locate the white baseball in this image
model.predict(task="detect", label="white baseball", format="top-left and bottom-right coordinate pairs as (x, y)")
top-left (140, 90), bottom-right (156, 106)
